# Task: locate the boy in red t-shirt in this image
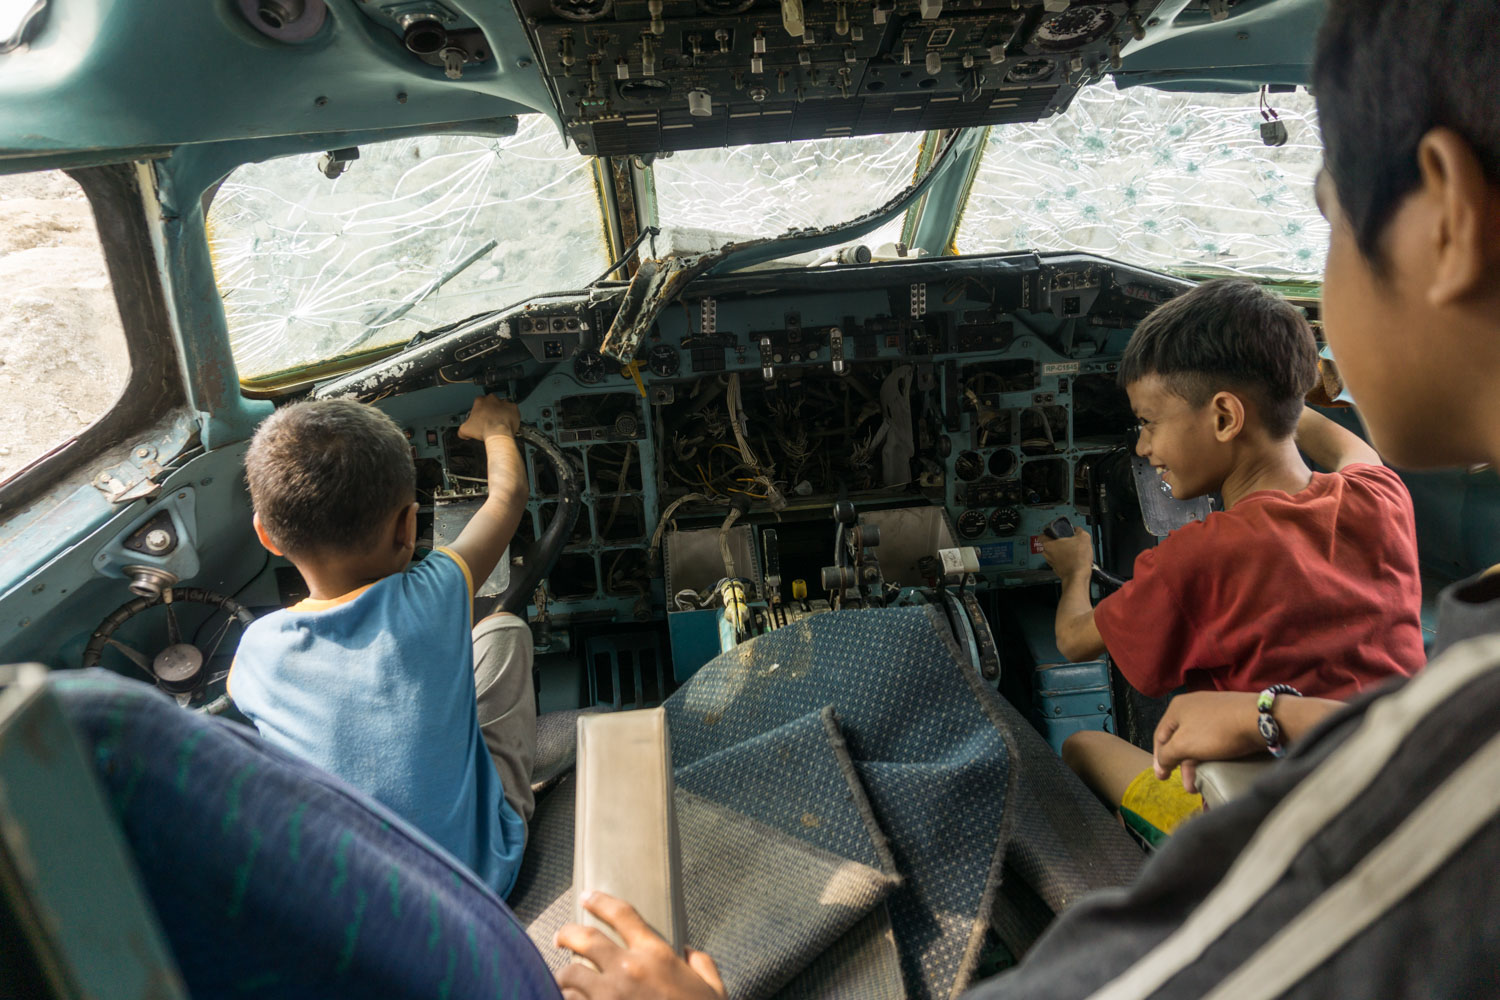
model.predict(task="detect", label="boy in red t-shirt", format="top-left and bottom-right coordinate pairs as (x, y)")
top-left (1040, 277), bottom-right (1425, 838)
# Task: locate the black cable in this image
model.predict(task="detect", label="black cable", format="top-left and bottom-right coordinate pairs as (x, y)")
top-left (588, 226), bottom-right (662, 287)
top-left (190, 550), bottom-right (272, 646)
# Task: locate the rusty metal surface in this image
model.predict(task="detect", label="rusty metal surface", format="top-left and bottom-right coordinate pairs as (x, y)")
top-left (89, 412), bottom-right (201, 504)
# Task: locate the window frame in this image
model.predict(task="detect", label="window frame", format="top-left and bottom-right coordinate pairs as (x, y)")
top-left (0, 162), bottom-right (185, 511)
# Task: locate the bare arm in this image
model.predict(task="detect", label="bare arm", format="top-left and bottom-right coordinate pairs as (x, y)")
top-left (1040, 529), bottom-right (1108, 662)
top-left (1153, 690), bottom-right (1344, 792)
top-left (447, 396), bottom-right (529, 592)
top-left (1296, 407), bottom-right (1382, 471)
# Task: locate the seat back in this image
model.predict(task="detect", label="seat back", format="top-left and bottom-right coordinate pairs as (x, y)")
top-left (50, 669), bottom-right (563, 1000)
top-left (0, 664), bottom-right (185, 1000)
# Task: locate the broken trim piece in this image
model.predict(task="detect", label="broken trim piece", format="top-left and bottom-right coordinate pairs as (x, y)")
top-left (600, 127), bottom-right (981, 363)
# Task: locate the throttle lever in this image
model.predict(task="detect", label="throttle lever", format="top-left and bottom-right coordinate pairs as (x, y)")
top-left (1042, 516), bottom-right (1075, 540)
top-left (1039, 517), bottom-right (1127, 591)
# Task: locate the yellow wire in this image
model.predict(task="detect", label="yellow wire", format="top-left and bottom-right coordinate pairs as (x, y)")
top-left (697, 464), bottom-right (719, 496)
top-left (619, 360), bottom-right (648, 398)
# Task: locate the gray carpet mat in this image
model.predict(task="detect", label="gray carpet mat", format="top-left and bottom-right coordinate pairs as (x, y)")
top-left (676, 707), bottom-right (898, 878)
top-left (509, 706), bottom-right (901, 999)
top-left (663, 604), bottom-right (1144, 999)
top-left (772, 904), bottom-right (908, 1000)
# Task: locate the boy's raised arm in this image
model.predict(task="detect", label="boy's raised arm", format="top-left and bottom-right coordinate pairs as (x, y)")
top-left (1295, 407), bottom-right (1382, 471)
top-left (1041, 529), bottom-right (1109, 662)
top-left (448, 395), bottom-right (530, 593)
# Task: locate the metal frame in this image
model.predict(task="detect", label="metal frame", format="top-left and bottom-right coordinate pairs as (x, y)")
top-left (0, 164), bottom-right (187, 513)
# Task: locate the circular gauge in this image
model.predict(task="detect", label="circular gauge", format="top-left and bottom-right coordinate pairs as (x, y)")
top-left (988, 449), bottom-right (1018, 478)
top-left (550, 0), bottom-right (612, 21)
top-left (618, 78), bottom-right (671, 104)
top-left (957, 509), bottom-right (989, 540)
top-left (990, 506), bottom-right (1021, 535)
top-left (647, 343), bottom-right (680, 378)
top-left (1033, 6), bottom-right (1117, 50)
top-left (955, 451), bottom-right (984, 482)
top-left (573, 350), bottom-right (609, 385)
top-left (1006, 58), bottom-right (1056, 83)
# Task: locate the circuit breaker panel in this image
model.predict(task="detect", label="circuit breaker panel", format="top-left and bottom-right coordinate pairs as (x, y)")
top-left (510, 0), bottom-right (1163, 154)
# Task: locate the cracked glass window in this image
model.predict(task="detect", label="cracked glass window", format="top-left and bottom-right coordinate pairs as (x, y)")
top-left (957, 82), bottom-right (1327, 279)
top-left (209, 117), bottom-right (610, 382)
top-left (651, 133), bottom-right (925, 256)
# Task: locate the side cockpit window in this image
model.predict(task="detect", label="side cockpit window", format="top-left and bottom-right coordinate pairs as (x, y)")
top-left (0, 170), bottom-right (130, 486)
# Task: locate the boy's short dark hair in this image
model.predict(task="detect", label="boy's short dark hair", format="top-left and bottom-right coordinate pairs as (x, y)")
top-left (1117, 278), bottom-right (1317, 438)
top-left (1313, 0), bottom-right (1500, 264)
top-left (245, 399), bottom-right (415, 556)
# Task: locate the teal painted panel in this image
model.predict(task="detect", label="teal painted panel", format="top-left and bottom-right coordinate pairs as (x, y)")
top-left (668, 609), bottom-right (721, 683)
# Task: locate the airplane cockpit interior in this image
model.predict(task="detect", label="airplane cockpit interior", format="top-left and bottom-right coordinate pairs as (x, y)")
top-left (2, 0), bottom-right (1498, 996)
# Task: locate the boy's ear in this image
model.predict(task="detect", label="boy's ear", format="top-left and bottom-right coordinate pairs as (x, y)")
top-left (252, 513), bottom-right (285, 557)
top-left (1417, 128), bottom-right (1500, 307)
top-left (1209, 391), bottom-right (1246, 443)
top-left (393, 502), bottom-right (419, 550)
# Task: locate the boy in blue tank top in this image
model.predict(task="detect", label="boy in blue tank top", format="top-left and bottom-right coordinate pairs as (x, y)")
top-left (228, 394), bottom-right (534, 897)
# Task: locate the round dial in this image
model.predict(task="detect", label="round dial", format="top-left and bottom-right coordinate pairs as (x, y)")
top-left (573, 350), bottom-right (609, 385)
top-left (1006, 58), bottom-right (1056, 83)
top-left (550, 0), bottom-right (612, 20)
top-left (647, 344), bottom-right (680, 378)
top-left (957, 509), bottom-right (989, 540)
top-left (617, 78), bottom-right (671, 103)
top-left (1034, 7), bottom-right (1116, 50)
top-left (989, 506), bottom-right (1021, 536)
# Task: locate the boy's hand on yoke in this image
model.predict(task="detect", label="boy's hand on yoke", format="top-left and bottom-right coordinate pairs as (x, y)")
top-left (1041, 527), bottom-right (1094, 580)
top-left (459, 394), bottom-right (522, 441)
top-left (555, 892), bottom-right (727, 1000)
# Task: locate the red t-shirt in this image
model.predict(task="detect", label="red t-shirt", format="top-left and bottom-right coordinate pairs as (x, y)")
top-left (1092, 464), bottom-right (1425, 699)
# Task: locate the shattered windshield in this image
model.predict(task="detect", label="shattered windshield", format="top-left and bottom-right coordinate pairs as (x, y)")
top-left (956, 82), bottom-right (1327, 279)
top-left (208, 117), bottom-right (610, 382)
top-left (650, 132), bottom-right (924, 256)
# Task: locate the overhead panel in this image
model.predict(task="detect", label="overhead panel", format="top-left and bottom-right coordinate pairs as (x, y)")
top-left (513, 0), bottom-right (1165, 155)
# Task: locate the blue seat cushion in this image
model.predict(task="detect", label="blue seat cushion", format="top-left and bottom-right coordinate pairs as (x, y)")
top-left (54, 670), bottom-right (561, 1000)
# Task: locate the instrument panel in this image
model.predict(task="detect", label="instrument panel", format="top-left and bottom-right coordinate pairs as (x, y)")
top-left (359, 251), bottom-right (1190, 622)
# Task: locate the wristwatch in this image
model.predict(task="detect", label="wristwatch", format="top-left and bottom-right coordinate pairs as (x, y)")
top-left (1257, 684), bottom-right (1302, 758)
